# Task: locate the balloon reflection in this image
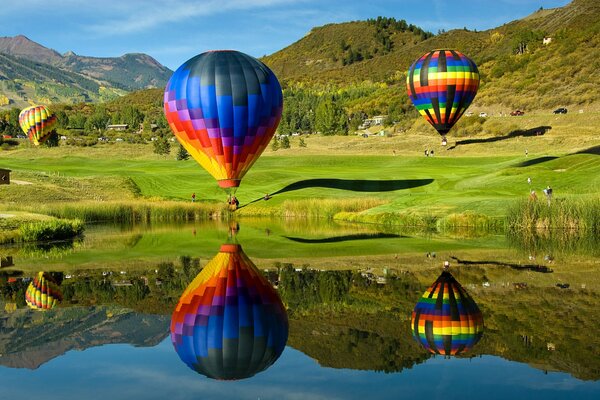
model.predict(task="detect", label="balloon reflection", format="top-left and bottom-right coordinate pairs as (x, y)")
top-left (25, 271), bottom-right (62, 310)
top-left (411, 269), bottom-right (483, 356)
top-left (170, 243), bottom-right (288, 380)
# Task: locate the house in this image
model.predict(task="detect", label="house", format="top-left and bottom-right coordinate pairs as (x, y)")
top-left (107, 124), bottom-right (129, 131)
top-left (359, 115), bottom-right (388, 129)
top-left (0, 168), bottom-right (10, 185)
top-left (371, 115), bottom-right (387, 125)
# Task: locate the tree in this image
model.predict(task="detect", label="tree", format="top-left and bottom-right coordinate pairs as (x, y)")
top-left (315, 96), bottom-right (347, 135)
top-left (176, 144), bottom-right (189, 160)
top-left (44, 132), bottom-right (59, 147)
top-left (271, 137), bottom-right (280, 151)
top-left (122, 105), bottom-right (145, 130)
top-left (55, 110), bottom-right (69, 129)
top-left (69, 113), bottom-right (87, 129)
top-left (85, 106), bottom-right (110, 133)
top-left (280, 135), bottom-right (290, 149)
top-left (299, 137), bottom-right (307, 147)
top-left (153, 135), bottom-right (171, 155)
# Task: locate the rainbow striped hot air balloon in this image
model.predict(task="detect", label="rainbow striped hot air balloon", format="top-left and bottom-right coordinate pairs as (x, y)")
top-left (411, 270), bottom-right (484, 356)
top-left (164, 50), bottom-right (283, 192)
top-left (18, 105), bottom-right (58, 146)
top-left (25, 271), bottom-right (62, 311)
top-left (171, 243), bottom-right (288, 380)
top-left (406, 49), bottom-right (479, 145)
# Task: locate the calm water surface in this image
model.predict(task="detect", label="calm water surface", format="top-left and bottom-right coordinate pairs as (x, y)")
top-left (0, 219), bottom-right (598, 399)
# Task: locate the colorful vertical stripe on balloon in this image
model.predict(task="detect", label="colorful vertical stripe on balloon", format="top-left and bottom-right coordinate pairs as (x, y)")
top-left (411, 270), bottom-right (484, 355)
top-left (164, 51), bottom-right (283, 189)
top-left (25, 271), bottom-right (62, 310)
top-left (406, 49), bottom-right (479, 136)
top-left (18, 105), bottom-right (58, 146)
top-left (170, 244), bottom-right (288, 380)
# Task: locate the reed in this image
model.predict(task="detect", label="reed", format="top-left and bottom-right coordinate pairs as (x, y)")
top-left (29, 200), bottom-right (226, 223)
top-left (438, 212), bottom-right (505, 232)
top-left (19, 219), bottom-right (84, 242)
top-left (506, 197), bottom-right (600, 233)
top-left (237, 198), bottom-right (386, 219)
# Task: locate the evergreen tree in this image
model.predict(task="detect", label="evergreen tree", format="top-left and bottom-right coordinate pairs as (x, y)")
top-left (280, 135), bottom-right (291, 149)
top-left (271, 137), bottom-right (280, 151)
top-left (176, 144), bottom-right (190, 160)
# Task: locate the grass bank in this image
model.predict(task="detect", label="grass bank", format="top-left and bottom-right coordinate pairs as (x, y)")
top-left (1, 112), bottom-right (599, 230)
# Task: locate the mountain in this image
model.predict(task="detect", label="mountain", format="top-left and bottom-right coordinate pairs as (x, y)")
top-left (0, 306), bottom-right (169, 369)
top-left (0, 35), bottom-right (172, 109)
top-left (262, 0), bottom-right (600, 111)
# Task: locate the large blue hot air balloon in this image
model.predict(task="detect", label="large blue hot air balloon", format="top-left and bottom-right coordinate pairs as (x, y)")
top-left (164, 50), bottom-right (283, 192)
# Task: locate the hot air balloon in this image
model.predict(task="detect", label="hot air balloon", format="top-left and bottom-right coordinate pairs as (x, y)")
top-left (25, 271), bottom-right (62, 310)
top-left (406, 49), bottom-right (479, 145)
top-left (411, 269), bottom-right (483, 356)
top-left (164, 50), bottom-right (283, 193)
top-left (18, 105), bottom-right (58, 146)
top-left (171, 243), bottom-right (288, 380)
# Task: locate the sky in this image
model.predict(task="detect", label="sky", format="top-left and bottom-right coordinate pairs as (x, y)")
top-left (1, 0), bottom-right (571, 70)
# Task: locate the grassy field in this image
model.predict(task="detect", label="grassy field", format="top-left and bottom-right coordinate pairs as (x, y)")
top-left (1, 111), bottom-right (599, 228)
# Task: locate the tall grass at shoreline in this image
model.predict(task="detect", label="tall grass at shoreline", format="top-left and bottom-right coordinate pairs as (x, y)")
top-left (506, 197), bottom-right (600, 233)
top-left (25, 200), bottom-right (227, 223)
top-left (19, 219), bottom-right (84, 242)
top-left (237, 198), bottom-right (386, 219)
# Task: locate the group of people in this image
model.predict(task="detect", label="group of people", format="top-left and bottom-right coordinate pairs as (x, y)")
top-left (527, 178), bottom-right (553, 204)
top-left (424, 149), bottom-right (435, 157)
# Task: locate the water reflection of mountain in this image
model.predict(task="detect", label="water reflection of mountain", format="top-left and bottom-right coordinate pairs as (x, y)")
top-left (0, 307), bottom-right (169, 369)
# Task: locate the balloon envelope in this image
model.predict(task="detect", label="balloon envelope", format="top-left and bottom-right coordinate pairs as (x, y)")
top-left (171, 244), bottom-right (288, 380)
top-left (411, 270), bottom-right (483, 355)
top-left (25, 271), bottom-right (62, 310)
top-left (164, 50), bottom-right (283, 191)
top-left (18, 105), bottom-right (58, 146)
top-left (406, 49), bottom-right (479, 138)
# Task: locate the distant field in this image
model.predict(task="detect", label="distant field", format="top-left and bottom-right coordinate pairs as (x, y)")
top-left (1, 111), bottom-right (599, 223)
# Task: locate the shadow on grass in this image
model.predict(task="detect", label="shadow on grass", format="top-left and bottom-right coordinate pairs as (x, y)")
top-left (575, 145), bottom-right (600, 155)
top-left (284, 232), bottom-right (404, 244)
top-left (446, 126), bottom-right (552, 150)
top-left (239, 178), bottom-right (434, 208)
top-left (450, 256), bottom-right (553, 273)
top-left (514, 156), bottom-right (559, 167)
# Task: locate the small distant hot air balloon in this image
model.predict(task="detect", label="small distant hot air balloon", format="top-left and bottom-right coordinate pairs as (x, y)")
top-left (164, 50), bottom-right (283, 193)
top-left (171, 243), bottom-right (288, 380)
top-left (411, 270), bottom-right (483, 356)
top-left (18, 105), bottom-right (58, 146)
top-left (406, 49), bottom-right (479, 145)
top-left (25, 271), bottom-right (62, 310)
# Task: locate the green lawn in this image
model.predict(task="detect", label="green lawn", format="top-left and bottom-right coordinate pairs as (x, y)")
top-left (1, 111), bottom-right (599, 222)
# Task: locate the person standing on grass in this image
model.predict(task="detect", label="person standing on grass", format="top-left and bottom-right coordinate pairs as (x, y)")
top-left (191, 193), bottom-right (196, 202)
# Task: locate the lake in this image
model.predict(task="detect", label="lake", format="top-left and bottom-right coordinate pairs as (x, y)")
top-left (1, 219), bottom-right (599, 399)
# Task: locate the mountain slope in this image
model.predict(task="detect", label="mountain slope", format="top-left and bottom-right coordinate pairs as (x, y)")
top-left (262, 0), bottom-right (600, 111)
top-left (0, 35), bottom-right (172, 108)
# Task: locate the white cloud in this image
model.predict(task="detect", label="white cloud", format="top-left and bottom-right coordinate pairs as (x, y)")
top-left (84, 0), bottom-right (308, 36)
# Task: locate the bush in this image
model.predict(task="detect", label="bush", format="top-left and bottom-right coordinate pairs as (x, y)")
top-left (19, 219), bottom-right (84, 242)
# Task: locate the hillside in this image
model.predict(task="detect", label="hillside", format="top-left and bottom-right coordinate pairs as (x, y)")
top-left (0, 35), bottom-right (172, 108)
top-left (262, 0), bottom-right (600, 112)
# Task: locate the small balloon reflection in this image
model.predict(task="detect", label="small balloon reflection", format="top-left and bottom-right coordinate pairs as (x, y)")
top-left (170, 239), bottom-right (288, 380)
top-left (411, 263), bottom-right (484, 356)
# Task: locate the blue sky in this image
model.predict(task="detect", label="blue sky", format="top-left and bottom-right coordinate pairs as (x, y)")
top-left (1, 0), bottom-right (570, 70)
